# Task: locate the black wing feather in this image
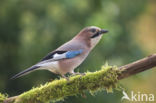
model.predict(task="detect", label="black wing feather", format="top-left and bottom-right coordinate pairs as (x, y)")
top-left (41, 51), bottom-right (67, 61)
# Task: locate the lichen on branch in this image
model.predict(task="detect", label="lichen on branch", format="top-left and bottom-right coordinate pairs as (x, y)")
top-left (4, 65), bottom-right (120, 103)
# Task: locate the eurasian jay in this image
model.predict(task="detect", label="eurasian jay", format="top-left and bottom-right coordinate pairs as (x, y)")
top-left (11, 26), bottom-right (108, 80)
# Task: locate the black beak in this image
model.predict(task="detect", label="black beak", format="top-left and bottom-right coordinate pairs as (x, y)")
top-left (91, 29), bottom-right (108, 38)
top-left (99, 29), bottom-right (108, 34)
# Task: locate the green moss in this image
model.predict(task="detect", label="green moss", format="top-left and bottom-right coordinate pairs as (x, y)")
top-left (14, 65), bottom-right (120, 103)
top-left (0, 93), bottom-right (7, 103)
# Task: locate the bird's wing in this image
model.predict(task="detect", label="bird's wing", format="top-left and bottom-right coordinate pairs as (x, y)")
top-left (11, 49), bottom-right (83, 79)
top-left (41, 49), bottom-right (83, 61)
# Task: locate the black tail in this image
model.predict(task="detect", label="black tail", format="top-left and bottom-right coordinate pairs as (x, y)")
top-left (11, 66), bottom-right (40, 79)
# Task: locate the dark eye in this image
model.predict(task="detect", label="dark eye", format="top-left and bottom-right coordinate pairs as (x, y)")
top-left (90, 28), bottom-right (96, 33)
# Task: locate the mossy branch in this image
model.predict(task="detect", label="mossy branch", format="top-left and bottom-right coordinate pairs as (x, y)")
top-left (3, 66), bottom-right (119, 103)
top-left (2, 53), bottom-right (156, 103)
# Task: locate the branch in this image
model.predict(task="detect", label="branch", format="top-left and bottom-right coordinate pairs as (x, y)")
top-left (118, 54), bottom-right (156, 79)
top-left (2, 54), bottom-right (156, 103)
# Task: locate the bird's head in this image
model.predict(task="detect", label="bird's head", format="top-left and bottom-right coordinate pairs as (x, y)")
top-left (75, 26), bottom-right (108, 48)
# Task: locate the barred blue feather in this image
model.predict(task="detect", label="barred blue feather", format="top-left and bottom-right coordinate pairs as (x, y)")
top-left (66, 49), bottom-right (83, 59)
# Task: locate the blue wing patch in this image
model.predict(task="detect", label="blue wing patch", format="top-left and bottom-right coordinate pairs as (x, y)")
top-left (66, 49), bottom-right (83, 59)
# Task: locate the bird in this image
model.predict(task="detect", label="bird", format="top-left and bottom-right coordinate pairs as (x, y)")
top-left (11, 26), bottom-right (108, 80)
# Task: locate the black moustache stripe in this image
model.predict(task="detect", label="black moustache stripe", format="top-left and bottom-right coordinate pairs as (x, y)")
top-left (91, 32), bottom-right (100, 38)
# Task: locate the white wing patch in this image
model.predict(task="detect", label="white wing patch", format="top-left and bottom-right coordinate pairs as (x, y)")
top-left (52, 53), bottom-right (66, 60)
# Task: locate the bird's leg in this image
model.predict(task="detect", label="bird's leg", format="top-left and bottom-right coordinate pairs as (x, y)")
top-left (61, 74), bottom-right (69, 81)
top-left (69, 70), bottom-right (75, 75)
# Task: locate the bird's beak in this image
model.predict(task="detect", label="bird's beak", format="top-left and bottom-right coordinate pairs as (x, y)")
top-left (91, 29), bottom-right (108, 38)
top-left (99, 29), bottom-right (108, 34)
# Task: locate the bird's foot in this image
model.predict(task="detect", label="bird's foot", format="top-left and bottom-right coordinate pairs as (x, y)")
top-left (61, 74), bottom-right (69, 81)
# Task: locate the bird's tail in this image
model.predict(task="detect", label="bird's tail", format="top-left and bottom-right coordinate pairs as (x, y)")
top-left (11, 66), bottom-right (40, 79)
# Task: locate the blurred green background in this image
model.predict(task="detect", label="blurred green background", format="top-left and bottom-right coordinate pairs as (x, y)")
top-left (0, 0), bottom-right (156, 103)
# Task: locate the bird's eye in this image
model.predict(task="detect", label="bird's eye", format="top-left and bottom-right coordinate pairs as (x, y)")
top-left (90, 28), bottom-right (96, 33)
